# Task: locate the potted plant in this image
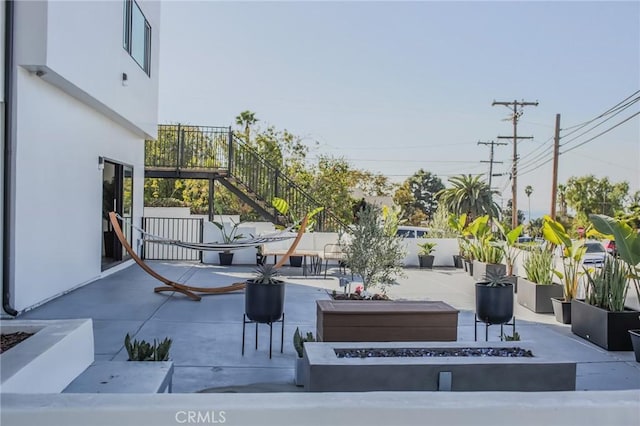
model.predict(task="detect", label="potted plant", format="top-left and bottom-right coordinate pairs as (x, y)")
top-left (417, 242), bottom-right (437, 269)
top-left (542, 215), bottom-right (586, 323)
top-left (571, 214), bottom-right (640, 351)
top-left (271, 197), bottom-right (324, 267)
top-left (212, 218), bottom-right (244, 266)
top-left (124, 334), bottom-right (172, 361)
top-left (293, 328), bottom-right (315, 386)
top-left (467, 216), bottom-right (505, 281)
top-left (343, 204), bottom-right (406, 296)
top-left (493, 223), bottom-right (524, 292)
top-left (518, 247), bottom-right (564, 314)
top-left (448, 214), bottom-right (467, 268)
top-left (244, 264), bottom-right (285, 323)
top-left (475, 269), bottom-right (514, 326)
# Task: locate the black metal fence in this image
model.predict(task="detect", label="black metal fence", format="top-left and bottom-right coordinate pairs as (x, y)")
top-left (141, 217), bottom-right (204, 261)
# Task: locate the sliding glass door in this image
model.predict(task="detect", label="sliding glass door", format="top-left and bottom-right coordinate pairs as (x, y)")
top-left (102, 160), bottom-right (133, 270)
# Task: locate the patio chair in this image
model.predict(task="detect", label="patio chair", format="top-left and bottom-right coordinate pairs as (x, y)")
top-left (108, 212), bottom-right (308, 301)
top-left (320, 243), bottom-right (347, 278)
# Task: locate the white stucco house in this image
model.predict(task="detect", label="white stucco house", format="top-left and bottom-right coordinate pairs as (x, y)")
top-left (1, 0), bottom-right (160, 315)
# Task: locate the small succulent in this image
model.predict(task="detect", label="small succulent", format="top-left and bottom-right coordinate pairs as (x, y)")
top-left (253, 263), bottom-right (281, 284)
top-left (480, 269), bottom-right (512, 287)
top-left (293, 327), bottom-right (315, 358)
top-left (124, 333), bottom-right (172, 361)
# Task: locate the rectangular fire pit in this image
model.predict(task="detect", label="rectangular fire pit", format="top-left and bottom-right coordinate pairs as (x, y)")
top-left (316, 300), bottom-right (458, 342)
top-left (304, 341), bottom-right (575, 392)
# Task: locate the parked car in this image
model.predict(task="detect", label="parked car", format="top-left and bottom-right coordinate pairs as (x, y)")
top-left (396, 226), bottom-right (430, 238)
top-left (602, 239), bottom-right (617, 256)
top-left (582, 241), bottom-right (607, 268)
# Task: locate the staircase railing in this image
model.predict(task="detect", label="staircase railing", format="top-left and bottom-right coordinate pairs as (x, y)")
top-left (228, 134), bottom-right (348, 232)
top-left (146, 124), bottom-right (349, 232)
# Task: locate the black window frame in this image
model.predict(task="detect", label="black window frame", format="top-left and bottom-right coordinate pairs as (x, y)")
top-left (123, 0), bottom-right (151, 76)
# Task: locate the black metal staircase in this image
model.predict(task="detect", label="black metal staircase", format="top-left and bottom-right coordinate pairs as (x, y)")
top-left (145, 124), bottom-right (347, 232)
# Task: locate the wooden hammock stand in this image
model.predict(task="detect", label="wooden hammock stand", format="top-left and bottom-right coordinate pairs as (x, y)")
top-left (108, 212), bottom-right (308, 301)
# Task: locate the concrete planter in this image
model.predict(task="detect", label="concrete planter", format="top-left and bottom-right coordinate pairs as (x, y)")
top-left (0, 319), bottom-right (94, 393)
top-left (316, 300), bottom-right (458, 342)
top-left (418, 255), bottom-right (435, 269)
top-left (571, 300), bottom-right (640, 351)
top-left (517, 278), bottom-right (563, 313)
top-left (473, 261), bottom-right (506, 281)
top-left (304, 341), bottom-right (576, 392)
top-left (552, 298), bottom-right (572, 324)
top-left (629, 330), bottom-right (640, 362)
top-left (294, 357), bottom-right (306, 386)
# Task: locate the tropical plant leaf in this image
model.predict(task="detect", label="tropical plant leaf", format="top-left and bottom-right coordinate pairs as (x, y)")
top-left (589, 214), bottom-right (640, 267)
top-left (542, 215), bottom-right (571, 247)
top-left (271, 197), bottom-right (290, 215)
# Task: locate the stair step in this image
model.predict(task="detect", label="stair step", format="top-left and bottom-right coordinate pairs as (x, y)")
top-left (63, 361), bottom-right (173, 394)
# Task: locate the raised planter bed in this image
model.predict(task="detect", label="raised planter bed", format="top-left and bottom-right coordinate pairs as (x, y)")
top-left (571, 299), bottom-right (640, 351)
top-left (316, 300), bottom-right (459, 342)
top-left (303, 341), bottom-right (576, 392)
top-left (517, 278), bottom-right (563, 313)
top-left (0, 319), bottom-right (94, 393)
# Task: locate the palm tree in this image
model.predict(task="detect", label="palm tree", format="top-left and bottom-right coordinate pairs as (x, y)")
top-left (525, 185), bottom-right (533, 225)
top-left (235, 110), bottom-right (258, 144)
top-left (436, 174), bottom-right (500, 222)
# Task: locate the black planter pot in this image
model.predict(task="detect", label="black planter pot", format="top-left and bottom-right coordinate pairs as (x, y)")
top-left (418, 255), bottom-right (435, 269)
top-left (517, 278), bottom-right (563, 313)
top-left (571, 299), bottom-right (640, 351)
top-left (551, 298), bottom-right (572, 324)
top-left (219, 252), bottom-right (234, 266)
top-left (245, 280), bottom-right (285, 323)
top-left (629, 330), bottom-right (640, 362)
top-left (463, 260), bottom-right (468, 272)
top-left (453, 255), bottom-right (463, 268)
top-left (289, 255), bottom-right (303, 267)
top-left (475, 282), bottom-right (514, 325)
top-left (103, 231), bottom-right (115, 258)
top-left (466, 260), bottom-right (474, 276)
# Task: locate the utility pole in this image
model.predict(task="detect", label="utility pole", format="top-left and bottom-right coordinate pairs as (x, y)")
top-left (477, 140), bottom-right (507, 189)
top-left (550, 114), bottom-right (561, 219)
top-left (492, 99), bottom-right (539, 229)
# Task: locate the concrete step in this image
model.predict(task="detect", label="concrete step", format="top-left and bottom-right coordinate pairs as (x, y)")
top-left (63, 361), bottom-right (173, 393)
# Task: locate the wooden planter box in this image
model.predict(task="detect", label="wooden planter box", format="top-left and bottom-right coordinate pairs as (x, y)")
top-left (316, 300), bottom-right (459, 342)
top-left (571, 299), bottom-right (640, 351)
top-left (517, 278), bottom-right (563, 313)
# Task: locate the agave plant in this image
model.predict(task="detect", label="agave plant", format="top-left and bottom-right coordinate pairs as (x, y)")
top-left (479, 269), bottom-right (512, 287)
top-left (253, 263), bottom-right (281, 284)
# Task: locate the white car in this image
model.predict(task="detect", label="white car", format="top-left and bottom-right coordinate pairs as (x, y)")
top-left (582, 241), bottom-right (607, 267)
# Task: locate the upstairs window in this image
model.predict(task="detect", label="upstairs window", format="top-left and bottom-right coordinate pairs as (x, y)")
top-left (123, 0), bottom-right (151, 76)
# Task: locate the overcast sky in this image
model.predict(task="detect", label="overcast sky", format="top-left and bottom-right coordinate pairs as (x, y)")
top-left (158, 1), bottom-right (640, 218)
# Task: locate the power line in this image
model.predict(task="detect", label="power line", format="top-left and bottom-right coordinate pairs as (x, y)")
top-left (561, 111), bottom-right (640, 155)
top-left (561, 89), bottom-right (640, 133)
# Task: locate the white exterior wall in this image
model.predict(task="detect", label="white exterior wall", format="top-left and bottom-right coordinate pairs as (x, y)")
top-left (14, 0), bottom-right (160, 138)
top-left (9, 0), bottom-right (160, 311)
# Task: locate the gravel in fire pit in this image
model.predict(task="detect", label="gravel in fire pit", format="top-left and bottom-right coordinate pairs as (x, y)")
top-left (335, 347), bottom-right (534, 358)
top-left (1, 332), bottom-right (34, 354)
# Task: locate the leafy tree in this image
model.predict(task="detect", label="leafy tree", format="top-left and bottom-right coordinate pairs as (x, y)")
top-left (235, 110), bottom-right (258, 144)
top-left (436, 174), bottom-right (499, 221)
top-left (351, 170), bottom-right (395, 197)
top-left (564, 175), bottom-right (629, 217)
top-left (394, 169), bottom-right (444, 225)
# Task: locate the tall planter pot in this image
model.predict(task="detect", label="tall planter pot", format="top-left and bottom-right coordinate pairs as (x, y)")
top-left (517, 278), bottom-right (563, 313)
top-left (571, 299), bottom-right (640, 351)
top-left (219, 252), bottom-right (234, 266)
top-left (453, 255), bottom-right (463, 268)
top-left (475, 283), bottom-right (514, 325)
top-left (418, 255), bottom-right (435, 269)
top-left (551, 298), bottom-right (572, 324)
top-left (294, 357), bottom-right (306, 386)
top-left (629, 330), bottom-right (640, 362)
top-left (466, 260), bottom-right (473, 276)
top-left (245, 281), bottom-right (285, 323)
top-left (289, 255), bottom-right (303, 267)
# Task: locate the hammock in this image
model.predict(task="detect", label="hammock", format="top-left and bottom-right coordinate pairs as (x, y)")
top-left (108, 212), bottom-right (308, 301)
top-left (116, 213), bottom-right (298, 252)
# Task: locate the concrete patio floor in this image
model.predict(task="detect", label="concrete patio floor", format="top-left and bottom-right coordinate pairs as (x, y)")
top-left (17, 261), bottom-right (640, 393)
